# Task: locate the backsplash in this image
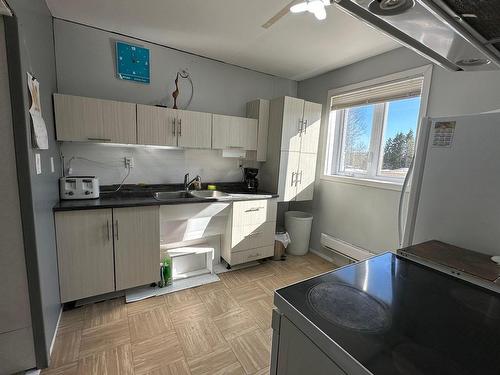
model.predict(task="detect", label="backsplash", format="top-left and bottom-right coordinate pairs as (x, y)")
top-left (60, 142), bottom-right (259, 185)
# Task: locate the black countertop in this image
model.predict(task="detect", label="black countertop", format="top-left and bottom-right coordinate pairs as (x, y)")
top-left (275, 252), bottom-right (500, 375)
top-left (54, 182), bottom-right (278, 212)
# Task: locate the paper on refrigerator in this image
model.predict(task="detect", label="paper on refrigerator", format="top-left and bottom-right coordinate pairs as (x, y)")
top-left (27, 73), bottom-right (48, 149)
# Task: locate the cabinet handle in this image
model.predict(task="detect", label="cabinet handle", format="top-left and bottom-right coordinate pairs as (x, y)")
top-left (245, 207), bottom-right (264, 212)
top-left (106, 220), bottom-right (110, 241)
top-left (291, 172), bottom-right (296, 186)
top-left (172, 118), bottom-right (176, 136)
top-left (247, 252), bottom-right (261, 259)
top-left (302, 119), bottom-right (308, 134)
top-left (88, 137), bottom-right (111, 142)
top-left (115, 220), bottom-right (119, 240)
top-left (297, 119), bottom-right (303, 134)
top-left (179, 118), bottom-right (182, 136)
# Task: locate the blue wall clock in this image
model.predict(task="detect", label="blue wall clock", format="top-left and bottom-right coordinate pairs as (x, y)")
top-left (116, 41), bottom-right (150, 84)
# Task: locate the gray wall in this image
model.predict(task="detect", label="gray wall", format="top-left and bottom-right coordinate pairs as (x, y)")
top-left (292, 47), bottom-right (500, 255)
top-left (54, 19), bottom-right (297, 185)
top-left (4, 0), bottom-right (61, 367)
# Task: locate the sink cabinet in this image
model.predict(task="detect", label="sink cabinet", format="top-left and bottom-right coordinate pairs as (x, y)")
top-left (55, 206), bottom-right (159, 302)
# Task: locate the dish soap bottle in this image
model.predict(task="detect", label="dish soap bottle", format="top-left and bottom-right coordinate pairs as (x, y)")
top-left (162, 255), bottom-right (172, 286)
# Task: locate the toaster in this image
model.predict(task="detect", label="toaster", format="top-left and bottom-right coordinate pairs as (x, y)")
top-left (60, 176), bottom-right (100, 200)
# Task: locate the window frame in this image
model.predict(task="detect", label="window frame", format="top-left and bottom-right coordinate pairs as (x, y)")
top-left (322, 65), bottom-right (433, 190)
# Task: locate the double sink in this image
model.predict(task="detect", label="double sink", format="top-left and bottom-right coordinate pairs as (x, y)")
top-left (153, 190), bottom-right (230, 201)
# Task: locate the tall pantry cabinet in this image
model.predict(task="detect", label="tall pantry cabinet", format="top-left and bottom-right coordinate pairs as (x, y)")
top-left (260, 96), bottom-right (322, 202)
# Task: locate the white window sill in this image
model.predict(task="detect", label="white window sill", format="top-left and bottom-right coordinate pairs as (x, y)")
top-left (320, 174), bottom-right (403, 192)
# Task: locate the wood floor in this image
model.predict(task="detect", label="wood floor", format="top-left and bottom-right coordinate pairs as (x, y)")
top-left (42, 253), bottom-right (338, 375)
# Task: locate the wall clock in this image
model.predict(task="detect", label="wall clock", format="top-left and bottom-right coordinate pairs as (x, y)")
top-left (116, 41), bottom-right (150, 84)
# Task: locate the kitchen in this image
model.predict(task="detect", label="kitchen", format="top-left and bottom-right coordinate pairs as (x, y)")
top-left (1, 0), bottom-right (500, 374)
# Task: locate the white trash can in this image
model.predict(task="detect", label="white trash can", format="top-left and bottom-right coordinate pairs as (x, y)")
top-left (284, 211), bottom-right (313, 256)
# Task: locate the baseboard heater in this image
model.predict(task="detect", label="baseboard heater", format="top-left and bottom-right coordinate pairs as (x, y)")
top-left (320, 233), bottom-right (373, 262)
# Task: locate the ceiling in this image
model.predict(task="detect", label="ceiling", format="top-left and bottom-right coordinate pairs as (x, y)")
top-left (45, 0), bottom-right (400, 81)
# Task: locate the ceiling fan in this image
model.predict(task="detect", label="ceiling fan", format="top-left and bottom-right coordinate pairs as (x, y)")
top-left (262, 0), bottom-right (331, 29)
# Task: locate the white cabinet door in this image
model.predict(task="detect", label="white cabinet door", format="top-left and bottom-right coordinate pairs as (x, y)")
top-left (281, 97), bottom-right (305, 152)
top-left (278, 151), bottom-right (300, 202)
top-left (55, 209), bottom-right (115, 302)
top-left (246, 99), bottom-right (270, 161)
top-left (177, 109), bottom-right (212, 148)
top-left (113, 206), bottom-right (160, 290)
top-left (296, 153), bottom-right (317, 201)
top-left (54, 94), bottom-right (136, 144)
top-left (212, 114), bottom-right (257, 150)
top-left (101, 99), bottom-right (137, 144)
top-left (300, 101), bottom-right (322, 154)
top-left (137, 104), bottom-right (177, 146)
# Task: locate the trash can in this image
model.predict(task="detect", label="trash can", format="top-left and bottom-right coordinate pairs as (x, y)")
top-left (284, 211), bottom-right (313, 255)
top-left (274, 226), bottom-right (290, 261)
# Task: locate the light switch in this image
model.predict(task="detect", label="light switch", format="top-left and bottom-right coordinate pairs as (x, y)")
top-left (35, 153), bottom-right (42, 174)
top-left (50, 157), bottom-right (55, 173)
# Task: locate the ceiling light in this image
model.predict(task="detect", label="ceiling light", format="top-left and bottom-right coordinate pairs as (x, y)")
top-left (290, 0), bottom-right (328, 21)
top-left (456, 58), bottom-right (492, 67)
top-left (368, 0), bottom-right (415, 16)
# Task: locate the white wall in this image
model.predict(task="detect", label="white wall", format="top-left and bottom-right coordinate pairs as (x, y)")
top-left (292, 47), bottom-right (500, 255)
top-left (54, 19), bottom-right (297, 184)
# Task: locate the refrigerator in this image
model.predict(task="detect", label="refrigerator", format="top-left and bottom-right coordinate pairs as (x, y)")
top-left (401, 111), bottom-right (500, 257)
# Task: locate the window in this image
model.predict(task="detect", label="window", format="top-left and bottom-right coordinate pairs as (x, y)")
top-left (324, 75), bottom-right (425, 183)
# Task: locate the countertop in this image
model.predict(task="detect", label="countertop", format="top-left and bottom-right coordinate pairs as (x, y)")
top-left (54, 182), bottom-right (278, 212)
top-left (274, 252), bottom-right (500, 375)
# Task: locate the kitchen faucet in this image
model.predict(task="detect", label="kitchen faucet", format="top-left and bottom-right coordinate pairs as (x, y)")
top-left (184, 173), bottom-right (201, 191)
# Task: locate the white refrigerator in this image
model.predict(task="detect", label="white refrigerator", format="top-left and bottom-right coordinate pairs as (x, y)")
top-left (402, 111), bottom-right (500, 257)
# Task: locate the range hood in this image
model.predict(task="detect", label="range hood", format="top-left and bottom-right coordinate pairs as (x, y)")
top-left (333, 0), bottom-right (500, 71)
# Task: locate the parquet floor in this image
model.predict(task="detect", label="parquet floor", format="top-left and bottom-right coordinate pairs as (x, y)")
top-left (42, 253), bottom-right (338, 375)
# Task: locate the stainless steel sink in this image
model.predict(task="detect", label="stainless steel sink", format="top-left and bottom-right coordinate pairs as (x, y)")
top-left (153, 191), bottom-right (193, 200)
top-left (189, 190), bottom-right (230, 199)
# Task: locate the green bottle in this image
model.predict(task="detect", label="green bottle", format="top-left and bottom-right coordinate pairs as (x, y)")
top-left (162, 255), bottom-right (172, 285)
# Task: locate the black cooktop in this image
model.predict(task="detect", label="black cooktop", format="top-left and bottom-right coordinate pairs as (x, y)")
top-left (275, 253), bottom-right (500, 375)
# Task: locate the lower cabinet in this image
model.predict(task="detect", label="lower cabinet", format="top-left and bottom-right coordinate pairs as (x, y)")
top-left (55, 206), bottom-right (159, 303)
top-left (221, 199), bottom-right (277, 266)
top-left (113, 206), bottom-right (160, 290)
top-left (55, 209), bottom-right (115, 303)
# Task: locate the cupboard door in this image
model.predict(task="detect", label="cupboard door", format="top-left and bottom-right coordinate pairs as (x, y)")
top-left (242, 117), bottom-right (258, 150)
top-left (113, 206), bottom-right (160, 290)
top-left (54, 94), bottom-right (104, 142)
top-left (278, 151), bottom-right (300, 202)
top-left (212, 114), bottom-right (257, 150)
top-left (101, 99), bottom-right (137, 144)
top-left (137, 104), bottom-right (177, 146)
top-left (296, 153), bottom-right (317, 201)
top-left (281, 97), bottom-right (305, 152)
top-left (300, 101), bottom-right (322, 154)
top-left (55, 209), bottom-right (114, 302)
top-left (177, 109), bottom-right (212, 148)
top-left (246, 99), bottom-right (270, 161)
top-left (212, 114), bottom-right (240, 149)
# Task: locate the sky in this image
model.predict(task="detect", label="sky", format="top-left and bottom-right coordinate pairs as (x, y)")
top-left (344, 97), bottom-right (421, 151)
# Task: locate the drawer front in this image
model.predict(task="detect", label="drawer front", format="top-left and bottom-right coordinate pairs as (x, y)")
top-left (232, 221), bottom-right (276, 252)
top-left (232, 199), bottom-right (277, 227)
top-left (230, 245), bottom-right (274, 266)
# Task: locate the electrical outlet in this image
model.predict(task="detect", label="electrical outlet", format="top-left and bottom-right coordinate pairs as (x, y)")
top-left (124, 157), bottom-right (134, 168)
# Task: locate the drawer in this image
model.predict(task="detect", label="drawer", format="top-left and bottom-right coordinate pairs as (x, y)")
top-left (232, 221), bottom-right (276, 252)
top-left (232, 199), bottom-right (277, 227)
top-left (230, 245), bottom-right (274, 266)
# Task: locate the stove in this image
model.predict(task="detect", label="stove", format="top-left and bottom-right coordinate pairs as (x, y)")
top-left (272, 253), bottom-right (500, 375)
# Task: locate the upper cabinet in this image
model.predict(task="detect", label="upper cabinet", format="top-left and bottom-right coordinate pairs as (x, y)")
top-left (212, 114), bottom-right (258, 150)
top-left (246, 99), bottom-right (270, 161)
top-left (137, 104), bottom-right (212, 148)
top-left (260, 96), bottom-right (322, 202)
top-left (54, 94), bottom-right (136, 144)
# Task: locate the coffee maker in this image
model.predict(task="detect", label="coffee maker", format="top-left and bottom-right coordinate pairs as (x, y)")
top-left (244, 168), bottom-right (259, 192)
